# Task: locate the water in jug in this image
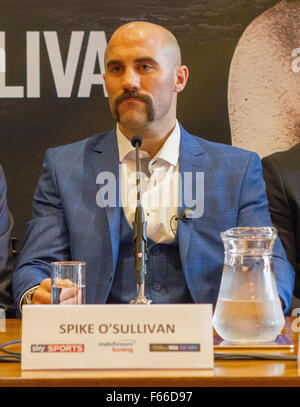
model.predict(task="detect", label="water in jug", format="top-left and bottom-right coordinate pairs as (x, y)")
top-left (212, 227), bottom-right (285, 344)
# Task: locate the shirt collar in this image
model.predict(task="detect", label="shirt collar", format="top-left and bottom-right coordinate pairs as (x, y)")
top-left (116, 121), bottom-right (181, 167)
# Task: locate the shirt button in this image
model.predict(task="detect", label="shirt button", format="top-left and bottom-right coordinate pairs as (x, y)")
top-left (151, 246), bottom-right (160, 256)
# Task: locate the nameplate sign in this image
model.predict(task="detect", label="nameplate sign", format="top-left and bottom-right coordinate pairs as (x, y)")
top-left (21, 304), bottom-right (213, 370)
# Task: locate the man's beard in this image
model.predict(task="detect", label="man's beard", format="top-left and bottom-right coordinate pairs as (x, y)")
top-left (113, 91), bottom-right (155, 123)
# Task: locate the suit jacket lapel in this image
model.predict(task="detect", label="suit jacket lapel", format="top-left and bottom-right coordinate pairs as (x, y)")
top-left (177, 125), bottom-right (209, 274)
top-left (89, 128), bottom-right (121, 274)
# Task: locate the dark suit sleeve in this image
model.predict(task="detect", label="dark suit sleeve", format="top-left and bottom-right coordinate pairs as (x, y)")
top-left (0, 165), bottom-right (10, 270)
top-left (0, 165), bottom-right (15, 317)
top-left (12, 149), bottom-right (71, 316)
top-left (262, 155), bottom-right (296, 271)
top-left (238, 153), bottom-right (294, 313)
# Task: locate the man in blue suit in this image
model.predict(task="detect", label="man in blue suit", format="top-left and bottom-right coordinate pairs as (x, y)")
top-left (13, 21), bottom-right (294, 315)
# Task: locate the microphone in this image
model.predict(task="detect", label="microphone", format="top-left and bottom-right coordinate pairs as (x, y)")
top-left (130, 135), bottom-right (151, 305)
top-left (176, 208), bottom-right (194, 222)
top-left (131, 135), bottom-right (142, 148)
top-left (170, 209), bottom-right (194, 236)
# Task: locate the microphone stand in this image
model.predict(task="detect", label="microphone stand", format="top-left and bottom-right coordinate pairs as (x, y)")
top-left (130, 135), bottom-right (152, 305)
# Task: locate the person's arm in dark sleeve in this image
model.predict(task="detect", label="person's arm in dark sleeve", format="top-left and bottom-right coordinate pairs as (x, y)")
top-left (237, 152), bottom-right (294, 313)
top-left (0, 165), bottom-right (15, 317)
top-left (0, 165), bottom-right (12, 271)
top-left (262, 155), bottom-right (296, 271)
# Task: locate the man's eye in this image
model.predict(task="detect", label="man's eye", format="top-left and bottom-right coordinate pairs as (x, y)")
top-left (109, 65), bottom-right (121, 73)
top-left (139, 64), bottom-right (152, 71)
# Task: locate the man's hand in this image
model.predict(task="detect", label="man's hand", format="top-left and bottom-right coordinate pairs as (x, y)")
top-left (32, 278), bottom-right (51, 304)
top-left (59, 283), bottom-right (83, 304)
top-left (32, 278), bottom-right (83, 305)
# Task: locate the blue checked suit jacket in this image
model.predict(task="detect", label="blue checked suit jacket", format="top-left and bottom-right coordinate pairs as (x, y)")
top-left (12, 125), bottom-right (294, 315)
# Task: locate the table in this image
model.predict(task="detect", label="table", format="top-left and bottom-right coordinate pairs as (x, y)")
top-left (0, 317), bottom-right (299, 388)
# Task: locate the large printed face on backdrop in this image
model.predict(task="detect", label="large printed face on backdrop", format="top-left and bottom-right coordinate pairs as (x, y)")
top-left (228, 0), bottom-right (300, 158)
top-left (103, 22), bottom-right (188, 133)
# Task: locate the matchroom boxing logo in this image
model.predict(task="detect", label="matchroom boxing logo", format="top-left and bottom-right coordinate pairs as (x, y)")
top-left (31, 344), bottom-right (85, 353)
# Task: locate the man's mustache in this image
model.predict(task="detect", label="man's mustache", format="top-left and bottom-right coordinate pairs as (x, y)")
top-left (115, 92), bottom-right (152, 107)
top-left (112, 91), bottom-right (155, 122)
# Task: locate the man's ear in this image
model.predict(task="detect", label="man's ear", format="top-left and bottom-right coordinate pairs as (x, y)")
top-left (174, 65), bottom-right (189, 93)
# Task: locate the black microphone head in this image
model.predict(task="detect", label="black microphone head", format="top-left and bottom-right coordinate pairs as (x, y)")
top-left (131, 135), bottom-right (143, 148)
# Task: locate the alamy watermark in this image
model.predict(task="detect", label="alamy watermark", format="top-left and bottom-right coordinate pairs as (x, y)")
top-left (95, 168), bottom-right (204, 218)
top-left (0, 308), bottom-right (6, 332)
top-left (291, 308), bottom-right (300, 333)
top-left (292, 48), bottom-right (300, 73)
top-left (0, 48), bottom-right (5, 73)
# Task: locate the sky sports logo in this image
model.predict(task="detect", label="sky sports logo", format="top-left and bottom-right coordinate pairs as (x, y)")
top-left (31, 344), bottom-right (84, 353)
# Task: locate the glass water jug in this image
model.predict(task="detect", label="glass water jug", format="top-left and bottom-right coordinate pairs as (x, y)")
top-left (212, 227), bottom-right (285, 344)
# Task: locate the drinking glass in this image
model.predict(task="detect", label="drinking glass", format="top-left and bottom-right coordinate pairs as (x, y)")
top-left (50, 261), bottom-right (86, 305)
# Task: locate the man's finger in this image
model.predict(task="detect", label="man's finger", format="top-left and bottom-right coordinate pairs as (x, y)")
top-left (59, 287), bottom-right (78, 302)
top-left (32, 278), bottom-right (52, 304)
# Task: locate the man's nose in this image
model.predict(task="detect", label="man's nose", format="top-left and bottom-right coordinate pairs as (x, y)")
top-left (122, 68), bottom-right (140, 91)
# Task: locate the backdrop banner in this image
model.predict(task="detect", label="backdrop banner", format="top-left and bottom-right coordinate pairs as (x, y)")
top-left (0, 0), bottom-right (285, 243)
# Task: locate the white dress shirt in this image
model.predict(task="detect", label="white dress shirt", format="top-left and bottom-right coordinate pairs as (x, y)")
top-left (117, 121), bottom-right (180, 243)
